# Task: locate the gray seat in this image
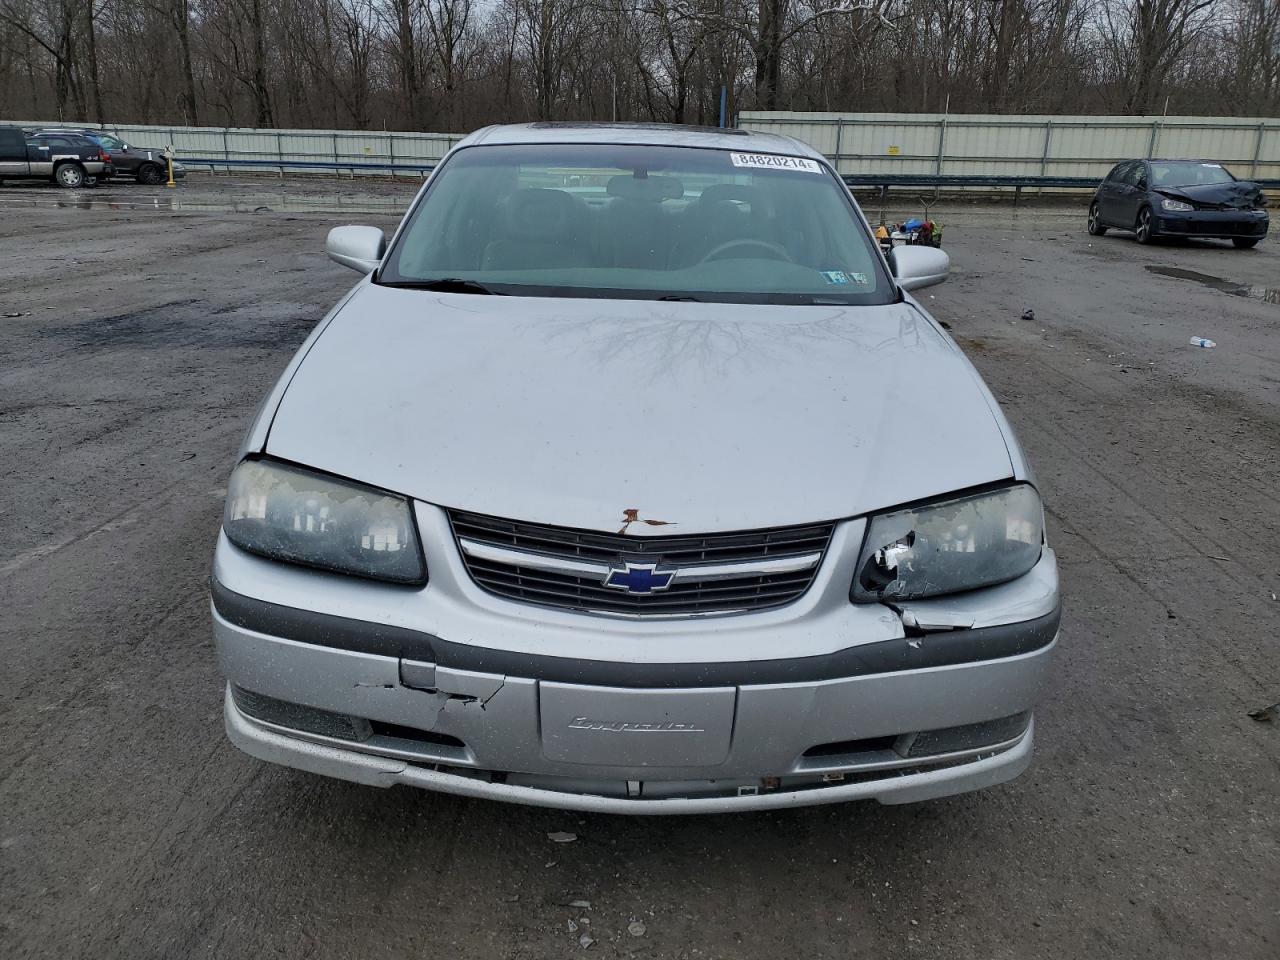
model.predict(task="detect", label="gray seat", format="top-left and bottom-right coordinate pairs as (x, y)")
top-left (601, 175), bottom-right (684, 271)
top-left (481, 188), bottom-right (590, 271)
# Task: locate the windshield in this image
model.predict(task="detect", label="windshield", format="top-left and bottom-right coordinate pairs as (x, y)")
top-left (1150, 161), bottom-right (1236, 188)
top-left (380, 143), bottom-right (891, 304)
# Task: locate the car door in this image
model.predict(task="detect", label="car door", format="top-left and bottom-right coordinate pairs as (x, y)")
top-left (94, 134), bottom-right (138, 174)
top-left (0, 126), bottom-right (30, 176)
top-left (1113, 161), bottom-right (1147, 227)
top-left (1096, 163), bottom-right (1129, 224)
top-left (26, 136), bottom-right (55, 175)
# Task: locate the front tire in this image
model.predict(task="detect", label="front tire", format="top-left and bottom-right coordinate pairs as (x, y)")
top-left (1233, 238), bottom-right (1260, 249)
top-left (137, 163), bottom-right (164, 186)
top-left (54, 163), bottom-right (85, 189)
top-left (1135, 206), bottom-right (1156, 244)
top-left (1088, 202), bottom-right (1108, 236)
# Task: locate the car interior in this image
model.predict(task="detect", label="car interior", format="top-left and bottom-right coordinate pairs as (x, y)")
top-left (393, 167), bottom-right (875, 294)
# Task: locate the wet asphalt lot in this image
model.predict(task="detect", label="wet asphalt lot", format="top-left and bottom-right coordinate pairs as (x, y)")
top-left (1, 177), bottom-right (1278, 959)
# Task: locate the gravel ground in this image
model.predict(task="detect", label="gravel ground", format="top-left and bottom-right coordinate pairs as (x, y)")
top-left (1, 176), bottom-right (1278, 959)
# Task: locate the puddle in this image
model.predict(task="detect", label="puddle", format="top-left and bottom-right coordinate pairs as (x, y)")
top-left (0, 189), bottom-right (411, 216)
top-left (1145, 265), bottom-right (1280, 304)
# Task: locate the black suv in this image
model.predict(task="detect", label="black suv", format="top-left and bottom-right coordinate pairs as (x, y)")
top-left (30, 128), bottom-right (185, 185)
top-left (1089, 159), bottom-right (1268, 248)
top-left (0, 126), bottom-right (108, 188)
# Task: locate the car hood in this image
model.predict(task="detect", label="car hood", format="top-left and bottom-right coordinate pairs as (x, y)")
top-left (265, 284), bottom-right (1015, 533)
top-left (1155, 180), bottom-right (1265, 210)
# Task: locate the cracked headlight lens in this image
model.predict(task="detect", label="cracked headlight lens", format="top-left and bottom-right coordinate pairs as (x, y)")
top-left (223, 459), bottom-right (426, 584)
top-left (852, 484), bottom-right (1043, 602)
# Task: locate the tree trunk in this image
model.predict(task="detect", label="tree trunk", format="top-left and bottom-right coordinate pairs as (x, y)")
top-left (753, 0), bottom-right (785, 109)
top-left (250, 0), bottom-right (274, 125)
top-left (394, 0), bottom-right (419, 127)
top-left (173, 0), bottom-right (200, 124)
top-left (84, 0), bottom-right (104, 122)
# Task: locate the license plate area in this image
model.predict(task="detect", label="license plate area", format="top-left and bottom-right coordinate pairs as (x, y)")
top-left (539, 682), bottom-right (736, 767)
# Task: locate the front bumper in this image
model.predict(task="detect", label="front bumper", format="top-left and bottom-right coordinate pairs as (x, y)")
top-left (225, 685), bottom-right (1039, 813)
top-left (1156, 208), bottom-right (1268, 239)
top-left (211, 505), bottom-right (1060, 813)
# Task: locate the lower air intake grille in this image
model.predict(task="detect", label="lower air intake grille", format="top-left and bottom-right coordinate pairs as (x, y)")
top-left (448, 510), bottom-right (835, 617)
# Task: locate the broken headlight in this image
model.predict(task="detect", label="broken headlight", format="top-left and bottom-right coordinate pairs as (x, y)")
top-left (1160, 198), bottom-right (1193, 213)
top-left (852, 484), bottom-right (1043, 602)
top-left (223, 459), bottom-right (426, 584)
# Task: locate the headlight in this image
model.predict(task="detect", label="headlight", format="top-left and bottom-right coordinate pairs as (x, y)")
top-left (1160, 198), bottom-right (1193, 212)
top-left (223, 459), bottom-right (426, 584)
top-left (852, 485), bottom-right (1043, 602)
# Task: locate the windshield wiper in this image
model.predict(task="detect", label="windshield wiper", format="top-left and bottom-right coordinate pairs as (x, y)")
top-left (656, 294), bottom-right (702, 302)
top-left (385, 277), bottom-right (503, 295)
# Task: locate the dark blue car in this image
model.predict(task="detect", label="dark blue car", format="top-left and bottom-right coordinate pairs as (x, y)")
top-left (1088, 159), bottom-right (1268, 249)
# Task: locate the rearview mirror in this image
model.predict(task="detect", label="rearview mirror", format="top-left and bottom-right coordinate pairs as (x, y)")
top-left (326, 225), bottom-right (386, 274)
top-left (888, 245), bottom-right (949, 292)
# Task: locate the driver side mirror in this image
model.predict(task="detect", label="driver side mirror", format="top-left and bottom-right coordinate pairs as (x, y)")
top-left (888, 245), bottom-right (949, 292)
top-left (326, 225), bottom-right (386, 274)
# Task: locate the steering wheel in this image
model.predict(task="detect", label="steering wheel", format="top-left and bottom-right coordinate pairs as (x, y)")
top-left (699, 239), bottom-right (793, 264)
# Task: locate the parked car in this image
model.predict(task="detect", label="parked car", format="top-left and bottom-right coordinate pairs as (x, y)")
top-left (28, 128), bottom-right (186, 184)
top-left (211, 123), bottom-right (1059, 813)
top-left (1089, 158), bottom-right (1268, 248)
top-left (0, 126), bottom-right (108, 188)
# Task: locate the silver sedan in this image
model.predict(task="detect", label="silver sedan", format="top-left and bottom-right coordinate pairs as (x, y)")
top-left (211, 123), bottom-right (1059, 813)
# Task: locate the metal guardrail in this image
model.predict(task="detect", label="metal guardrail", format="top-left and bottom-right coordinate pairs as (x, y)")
top-left (179, 156), bottom-right (437, 176)
top-left (843, 173), bottom-right (1098, 188)
top-left (841, 173), bottom-right (1280, 207)
top-left (165, 153), bottom-right (1280, 207)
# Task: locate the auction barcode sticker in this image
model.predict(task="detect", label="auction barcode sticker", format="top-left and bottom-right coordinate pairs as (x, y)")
top-left (730, 152), bottom-right (822, 174)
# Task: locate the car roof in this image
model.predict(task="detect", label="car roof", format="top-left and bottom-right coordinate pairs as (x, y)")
top-left (457, 122), bottom-right (825, 162)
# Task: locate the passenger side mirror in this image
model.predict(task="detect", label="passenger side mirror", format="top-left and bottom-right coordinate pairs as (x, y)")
top-left (326, 225), bottom-right (386, 274)
top-left (888, 245), bottom-right (949, 292)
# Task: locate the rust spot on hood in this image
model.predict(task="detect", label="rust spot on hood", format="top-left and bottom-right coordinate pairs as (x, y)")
top-left (618, 508), bottom-right (675, 535)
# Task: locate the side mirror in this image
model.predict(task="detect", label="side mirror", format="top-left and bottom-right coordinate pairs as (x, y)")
top-left (888, 245), bottom-right (949, 292)
top-left (326, 225), bottom-right (386, 274)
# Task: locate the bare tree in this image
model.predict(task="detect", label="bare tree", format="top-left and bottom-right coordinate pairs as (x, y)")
top-left (1, 0), bottom-right (1276, 131)
top-left (1100, 0), bottom-right (1216, 113)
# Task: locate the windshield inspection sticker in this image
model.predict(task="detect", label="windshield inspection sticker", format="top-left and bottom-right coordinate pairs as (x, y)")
top-left (730, 152), bottom-right (822, 174)
top-left (822, 270), bottom-right (870, 285)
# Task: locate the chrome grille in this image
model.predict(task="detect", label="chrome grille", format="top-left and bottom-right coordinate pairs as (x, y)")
top-left (449, 510), bottom-right (835, 617)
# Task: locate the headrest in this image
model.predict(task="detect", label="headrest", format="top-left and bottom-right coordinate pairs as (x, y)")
top-left (606, 175), bottom-right (683, 201)
top-left (499, 188), bottom-right (580, 238)
top-left (696, 184), bottom-right (760, 205)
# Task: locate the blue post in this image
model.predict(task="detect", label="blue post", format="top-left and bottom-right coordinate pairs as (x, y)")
top-left (719, 85), bottom-right (728, 128)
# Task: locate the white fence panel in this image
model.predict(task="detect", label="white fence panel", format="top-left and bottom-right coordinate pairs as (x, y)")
top-left (739, 111), bottom-right (1280, 185)
top-left (11, 114), bottom-right (1280, 184)
top-left (13, 119), bottom-right (464, 175)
